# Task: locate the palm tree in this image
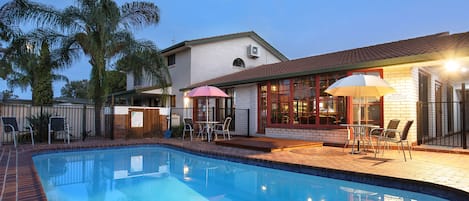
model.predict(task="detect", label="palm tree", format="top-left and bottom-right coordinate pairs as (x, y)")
top-left (4, 38), bottom-right (68, 105)
top-left (1, 0), bottom-right (170, 136)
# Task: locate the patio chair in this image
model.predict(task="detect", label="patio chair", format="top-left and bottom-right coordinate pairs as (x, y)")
top-left (48, 116), bottom-right (70, 144)
top-left (370, 119), bottom-right (400, 154)
top-left (376, 120), bottom-right (413, 161)
top-left (1, 117), bottom-right (35, 148)
top-left (214, 117), bottom-right (232, 140)
top-left (183, 118), bottom-right (194, 141)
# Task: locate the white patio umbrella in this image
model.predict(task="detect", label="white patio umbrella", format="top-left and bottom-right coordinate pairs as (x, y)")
top-left (324, 74), bottom-right (396, 125)
top-left (187, 86), bottom-right (229, 141)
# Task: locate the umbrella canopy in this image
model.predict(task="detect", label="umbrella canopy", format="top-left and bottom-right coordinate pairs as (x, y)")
top-left (325, 74), bottom-right (395, 97)
top-left (325, 74), bottom-right (395, 125)
top-left (187, 85), bottom-right (229, 98)
top-left (187, 86), bottom-right (228, 142)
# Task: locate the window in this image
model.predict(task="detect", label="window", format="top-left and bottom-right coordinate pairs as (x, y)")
top-left (264, 72), bottom-right (347, 127)
top-left (318, 73), bottom-right (347, 125)
top-left (270, 79), bottom-right (291, 124)
top-left (293, 76), bottom-right (316, 125)
top-left (133, 76), bottom-right (142, 87)
top-left (167, 54), bottom-right (175, 66)
top-left (233, 58), bottom-right (245, 68)
top-left (351, 71), bottom-right (382, 125)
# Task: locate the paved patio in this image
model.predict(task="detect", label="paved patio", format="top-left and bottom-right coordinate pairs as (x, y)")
top-left (1, 137), bottom-right (469, 200)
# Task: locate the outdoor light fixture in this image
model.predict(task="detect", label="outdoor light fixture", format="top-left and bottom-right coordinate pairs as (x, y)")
top-left (445, 60), bottom-right (460, 72)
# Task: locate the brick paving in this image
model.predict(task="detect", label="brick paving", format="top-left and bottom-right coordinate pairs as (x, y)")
top-left (1, 137), bottom-right (469, 200)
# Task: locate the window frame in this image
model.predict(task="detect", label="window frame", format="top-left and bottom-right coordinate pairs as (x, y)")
top-left (167, 54), bottom-right (176, 66)
top-left (232, 58), bottom-right (245, 68)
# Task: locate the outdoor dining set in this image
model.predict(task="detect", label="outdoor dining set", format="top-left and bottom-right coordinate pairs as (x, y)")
top-left (182, 117), bottom-right (232, 142)
top-left (325, 74), bottom-right (413, 161)
top-left (341, 119), bottom-right (414, 161)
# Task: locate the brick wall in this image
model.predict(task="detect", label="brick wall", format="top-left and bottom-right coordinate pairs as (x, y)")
top-left (266, 128), bottom-right (348, 144)
top-left (383, 65), bottom-right (419, 144)
top-left (261, 64), bottom-right (421, 145)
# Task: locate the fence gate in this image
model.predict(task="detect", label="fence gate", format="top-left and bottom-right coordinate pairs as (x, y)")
top-left (417, 100), bottom-right (468, 148)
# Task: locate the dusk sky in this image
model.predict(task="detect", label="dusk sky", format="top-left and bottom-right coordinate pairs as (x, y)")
top-left (2, 0), bottom-right (469, 99)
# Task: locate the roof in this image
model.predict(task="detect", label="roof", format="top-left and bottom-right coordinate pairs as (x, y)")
top-left (183, 31), bottom-right (469, 90)
top-left (161, 31), bottom-right (289, 61)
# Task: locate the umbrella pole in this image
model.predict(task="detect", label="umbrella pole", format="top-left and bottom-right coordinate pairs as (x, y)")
top-left (357, 97), bottom-right (362, 152)
top-left (206, 97), bottom-right (210, 142)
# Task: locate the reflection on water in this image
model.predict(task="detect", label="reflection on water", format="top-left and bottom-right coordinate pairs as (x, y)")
top-left (33, 147), bottom-right (446, 201)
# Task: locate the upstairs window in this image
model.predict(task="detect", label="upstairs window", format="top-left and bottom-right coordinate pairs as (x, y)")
top-left (233, 58), bottom-right (245, 68)
top-left (167, 54), bottom-right (176, 66)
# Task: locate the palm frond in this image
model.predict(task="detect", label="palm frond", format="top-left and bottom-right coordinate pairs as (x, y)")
top-left (120, 1), bottom-right (160, 29)
top-left (0, 0), bottom-right (62, 28)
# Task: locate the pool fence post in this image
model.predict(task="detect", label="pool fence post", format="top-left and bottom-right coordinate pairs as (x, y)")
top-left (462, 83), bottom-right (466, 149)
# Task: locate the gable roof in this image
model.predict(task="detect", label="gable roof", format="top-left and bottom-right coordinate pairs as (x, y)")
top-left (161, 31), bottom-right (288, 61)
top-left (183, 31), bottom-right (469, 90)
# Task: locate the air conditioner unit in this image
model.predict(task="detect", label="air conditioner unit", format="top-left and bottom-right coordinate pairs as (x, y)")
top-left (247, 45), bottom-right (260, 58)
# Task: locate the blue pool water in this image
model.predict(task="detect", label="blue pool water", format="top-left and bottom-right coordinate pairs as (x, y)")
top-left (33, 146), bottom-right (447, 201)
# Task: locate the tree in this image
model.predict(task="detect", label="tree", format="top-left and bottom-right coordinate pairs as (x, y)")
top-left (105, 70), bottom-right (126, 94)
top-left (0, 0), bottom-right (170, 136)
top-left (1, 89), bottom-right (18, 100)
top-left (3, 39), bottom-right (68, 105)
top-left (61, 79), bottom-right (89, 99)
top-left (33, 41), bottom-right (54, 105)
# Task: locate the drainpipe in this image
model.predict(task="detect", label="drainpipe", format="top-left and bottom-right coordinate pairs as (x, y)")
top-left (247, 109), bottom-right (250, 137)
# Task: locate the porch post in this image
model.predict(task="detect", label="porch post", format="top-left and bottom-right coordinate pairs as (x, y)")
top-left (462, 83), bottom-right (466, 149)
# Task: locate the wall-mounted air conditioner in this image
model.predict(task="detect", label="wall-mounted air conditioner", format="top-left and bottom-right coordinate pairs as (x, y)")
top-left (247, 44), bottom-right (260, 58)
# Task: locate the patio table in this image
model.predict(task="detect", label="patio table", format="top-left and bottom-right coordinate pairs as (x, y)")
top-left (195, 121), bottom-right (221, 142)
top-left (341, 124), bottom-right (379, 154)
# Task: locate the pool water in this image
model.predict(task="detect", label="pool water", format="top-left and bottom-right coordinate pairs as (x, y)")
top-left (33, 146), bottom-right (447, 201)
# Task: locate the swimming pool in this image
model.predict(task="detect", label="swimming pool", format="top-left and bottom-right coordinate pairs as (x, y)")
top-left (33, 146), bottom-right (447, 201)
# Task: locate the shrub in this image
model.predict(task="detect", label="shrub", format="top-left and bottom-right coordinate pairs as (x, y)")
top-left (26, 112), bottom-right (52, 142)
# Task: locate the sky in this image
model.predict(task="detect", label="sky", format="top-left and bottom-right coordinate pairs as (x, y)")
top-left (2, 0), bottom-right (469, 99)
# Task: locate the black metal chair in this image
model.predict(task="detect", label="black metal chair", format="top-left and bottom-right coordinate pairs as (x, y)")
top-left (377, 120), bottom-right (414, 161)
top-left (370, 119), bottom-right (400, 155)
top-left (48, 116), bottom-right (70, 144)
top-left (1, 117), bottom-right (34, 147)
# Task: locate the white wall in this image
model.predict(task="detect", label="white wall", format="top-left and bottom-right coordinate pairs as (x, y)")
top-left (190, 37), bottom-right (282, 84)
top-left (233, 84), bottom-right (258, 135)
top-left (168, 49), bottom-right (191, 108)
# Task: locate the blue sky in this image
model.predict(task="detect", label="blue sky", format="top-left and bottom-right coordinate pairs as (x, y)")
top-left (2, 0), bottom-right (469, 99)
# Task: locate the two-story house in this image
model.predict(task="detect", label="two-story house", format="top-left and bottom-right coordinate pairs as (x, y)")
top-left (114, 31), bottom-right (288, 109)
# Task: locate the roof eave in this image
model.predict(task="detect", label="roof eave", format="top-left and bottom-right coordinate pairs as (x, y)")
top-left (180, 50), bottom-right (469, 91)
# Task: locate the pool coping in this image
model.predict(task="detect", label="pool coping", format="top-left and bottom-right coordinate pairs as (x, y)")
top-left (29, 142), bottom-right (469, 201)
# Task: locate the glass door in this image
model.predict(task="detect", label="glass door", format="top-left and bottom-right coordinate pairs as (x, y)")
top-left (258, 83), bottom-right (267, 134)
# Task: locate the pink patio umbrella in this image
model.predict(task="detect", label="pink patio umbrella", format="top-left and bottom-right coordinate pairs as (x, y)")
top-left (187, 86), bottom-right (229, 140)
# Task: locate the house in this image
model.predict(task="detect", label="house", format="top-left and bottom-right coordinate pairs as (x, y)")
top-left (115, 31), bottom-right (288, 108)
top-left (183, 32), bottom-right (469, 146)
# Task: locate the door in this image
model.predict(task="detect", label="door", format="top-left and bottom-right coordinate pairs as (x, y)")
top-left (128, 108), bottom-right (145, 138)
top-left (418, 72), bottom-right (429, 144)
top-left (258, 83), bottom-right (268, 134)
top-left (435, 81), bottom-right (443, 137)
top-left (447, 85), bottom-right (454, 133)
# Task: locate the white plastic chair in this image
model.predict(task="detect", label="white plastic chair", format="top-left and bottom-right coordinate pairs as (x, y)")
top-left (183, 118), bottom-right (194, 141)
top-left (214, 117), bottom-right (232, 140)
